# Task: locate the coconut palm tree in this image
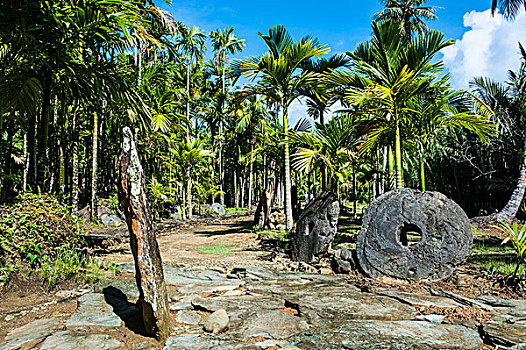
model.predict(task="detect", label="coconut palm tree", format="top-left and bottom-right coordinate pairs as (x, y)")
top-left (471, 44), bottom-right (526, 221)
top-left (329, 21), bottom-right (453, 189)
top-left (233, 25), bottom-right (330, 229)
top-left (175, 25), bottom-right (206, 139)
top-left (406, 80), bottom-right (497, 192)
top-left (210, 27), bottom-right (245, 206)
top-left (289, 115), bottom-right (361, 193)
top-left (491, 0), bottom-right (526, 20)
top-left (374, 0), bottom-right (439, 41)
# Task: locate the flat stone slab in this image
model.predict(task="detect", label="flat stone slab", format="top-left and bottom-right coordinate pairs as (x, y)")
top-left (0, 318), bottom-right (61, 350)
top-left (190, 295), bottom-right (284, 313)
top-left (163, 335), bottom-right (258, 350)
top-left (93, 279), bottom-right (140, 300)
top-left (176, 310), bottom-right (201, 325)
top-left (380, 290), bottom-right (466, 308)
top-left (248, 280), bottom-right (416, 321)
top-left (233, 309), bottom-right (309, 340)
top-left (40, 331), bottom-right (123, 350)
top-left (481, 322), bottom-right (526, 348)
top-left (66, 293), bottom-right (122, 328)
top-left (292, 320), bottom-right (482, 349)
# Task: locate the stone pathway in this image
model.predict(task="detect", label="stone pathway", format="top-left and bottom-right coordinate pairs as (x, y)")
top-left (1, 264), bottom-right (525, 349)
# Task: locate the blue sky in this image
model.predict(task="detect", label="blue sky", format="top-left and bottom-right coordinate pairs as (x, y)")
top-left (162, 0), bottom-right (526, 122)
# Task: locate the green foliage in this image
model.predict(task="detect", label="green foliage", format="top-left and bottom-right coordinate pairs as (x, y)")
top-left (0, 193), bottom-right (111, 287)
top-left (495, 221), bottom-right (526, 276)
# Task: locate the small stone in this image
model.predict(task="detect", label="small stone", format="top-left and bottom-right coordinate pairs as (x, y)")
top-left (176, 310), bottom-right (201, 325)
top-left (170, 302), bottom-right (193, 311)
top-left (101, 214), bottom-right (122, 227)
top-left (223, 290), bottom-right (244, 297)
top-left (203, 309), bottom-right (229, 334)
top-left (416, 314), bottom-right (446, 323)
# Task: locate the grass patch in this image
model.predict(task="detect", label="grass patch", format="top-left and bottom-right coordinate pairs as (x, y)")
top-left (225, 207), bottom-right (245, 215)
top-left (482, 258), bottom-right (525, 275)
top-left (195, 242), bottom-right (237, 255)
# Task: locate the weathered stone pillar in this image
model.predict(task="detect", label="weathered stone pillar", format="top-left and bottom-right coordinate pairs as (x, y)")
top-left (118, 127), bottom-right (169, 341)
top-left (291, 191), bottom-right (340, 263)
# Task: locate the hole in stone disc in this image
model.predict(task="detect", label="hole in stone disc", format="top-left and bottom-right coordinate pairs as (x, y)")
top-left (397, 223), bottom-right (422, 247)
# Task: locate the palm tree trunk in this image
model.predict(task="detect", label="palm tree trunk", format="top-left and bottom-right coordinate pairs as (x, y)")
top-left (71, 111), bottom-right (79, 216)
top-left (496, 133), bottom-right (526, 222)
top-left (419, 147), bottom-right (426, 192)
top-left (395, 117), bottom-right (404, 189)
top-left (22, 133), bottom-right (28, 193)
top-left (248, 143), bottom-right (254, 208)
top-left (186, 176), bottom-right (192, 219)
top-left (283, 106), bottom-right (293, 230)
top-left (38, 71), bottom-right (52, 190)
top-left (353, 165), bottom-right (357, 219)
top-left (186, 59), bottom-right (191, 142)
top-left (91, 111), bottom-right (98, 221)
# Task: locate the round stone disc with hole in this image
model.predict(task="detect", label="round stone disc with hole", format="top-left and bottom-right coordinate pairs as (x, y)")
top-left (356, 188), bottom-right (472, 281)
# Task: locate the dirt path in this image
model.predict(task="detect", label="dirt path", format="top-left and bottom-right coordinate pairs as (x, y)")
top-left (103, 216), bottom-right (274, 271)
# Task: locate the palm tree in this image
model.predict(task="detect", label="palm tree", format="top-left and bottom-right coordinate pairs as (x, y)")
top-left (374, 0), bottom-right (439, 41)
top-left (406, 80), bottom-right (497, 192)
top-left (299, 54), bottom-right (350, 190)
top-left (210, 27), bottom-right (245, 206)
top-left (175, 25), bottom-right (206, 139)
top-left (491, 0), bottom-right (526, 20)
top-left (233, 25), bottom-right (329, 229)
top-left (471, 45), bottom-right (526, 221)
top-left (289, 115), bottom-right (360, 193)
top-left (330, 21), bottom-right (453, 189)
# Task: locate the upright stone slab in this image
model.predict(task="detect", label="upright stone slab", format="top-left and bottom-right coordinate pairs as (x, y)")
top-left (291, 191), bottom-right (340, 262)
top-left (356, 188), bottom-right (472, 281)
top-left (118, 127), bottom-right (169, 341)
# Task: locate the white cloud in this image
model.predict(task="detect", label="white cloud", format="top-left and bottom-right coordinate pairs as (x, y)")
top-left (441, 9), bottom-right (526, 89)
top-left (287, 98), bottom-right (345, 128)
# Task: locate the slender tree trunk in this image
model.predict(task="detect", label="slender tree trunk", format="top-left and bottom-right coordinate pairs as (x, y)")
top-left (240, 175), bottom-right (245, 208)
top-left (186, 60), bottom-right (191, 142)
top-left (186, 176), bottom-right (192, 219)
top-left (71, 111), bottom-right (79, 216)
top-left (234, 167), bottom-right (238, 208)
top-left (248, 143), bottom-right (254, 208)
top-left (283, 105), bottom-right (293, 230)
top-left (419, 146), bottom-right (426, 192)
top-left (38, 70), bottom-right (52, 190)
top-left (353, 165), bottom-right (357, 219)
top-left (91, 111), bottom-right (98, 221)
top-left (27, 112), bottom-right (37, 190)
top-left (219, 59), bottom-right (226, 206)
top-left (219, 138), bottom-right (224, 205)
top-left (22, 133), bottom-right (28, 193)
top-left (394, 116), bottom-right (404, 189)
top-left (496, 132), bottom-right (526, 222)
top-left (0, 110), bottom-right (4, 196)
top-left (388, 146), bottom-right (395, 190)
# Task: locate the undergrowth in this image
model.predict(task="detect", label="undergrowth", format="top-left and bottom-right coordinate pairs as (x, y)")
top-left (0, 193), bottom-right (113, 289)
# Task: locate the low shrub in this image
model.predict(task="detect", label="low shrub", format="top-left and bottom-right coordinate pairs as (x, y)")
top-left (0, 193), bottom-right (112, 289)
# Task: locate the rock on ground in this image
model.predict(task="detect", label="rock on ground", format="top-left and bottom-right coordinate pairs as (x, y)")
top-left (40, 331), bottom-right (123, 350)
top-left (0, 318), bottom-right (61, 350)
